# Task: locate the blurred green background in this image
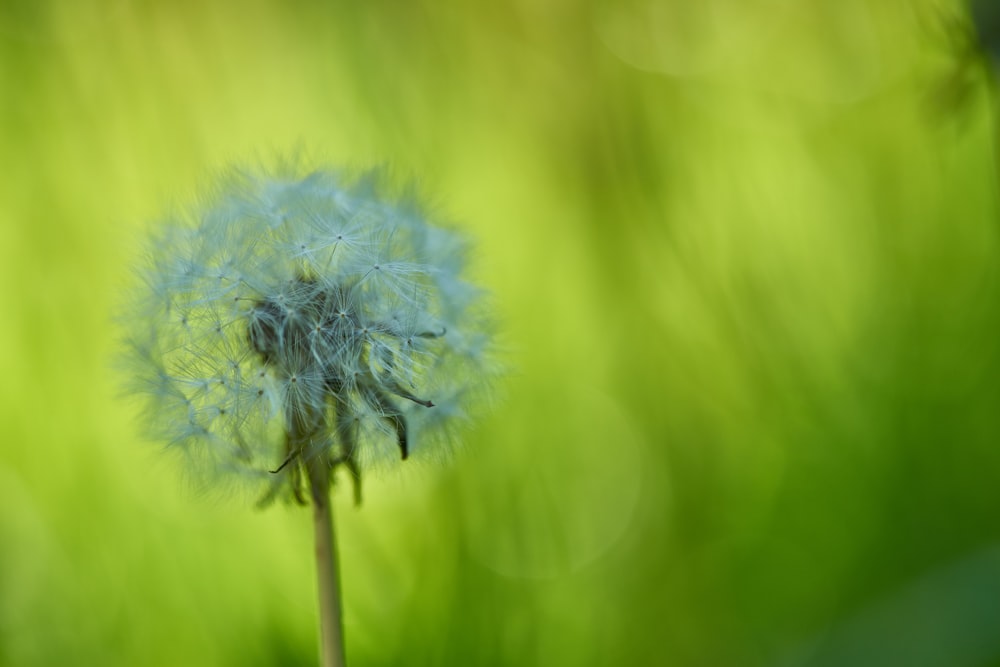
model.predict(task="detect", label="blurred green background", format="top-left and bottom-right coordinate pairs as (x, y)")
top-left (3, 0), bottom-right (1000, 665)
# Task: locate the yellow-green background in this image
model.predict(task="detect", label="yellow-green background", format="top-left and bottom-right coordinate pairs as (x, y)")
top-left (3, 1), bottom-right (1000, 665)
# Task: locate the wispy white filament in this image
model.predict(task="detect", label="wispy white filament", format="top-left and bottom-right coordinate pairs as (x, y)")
top-left (123, 166), bottom-right (495, 503)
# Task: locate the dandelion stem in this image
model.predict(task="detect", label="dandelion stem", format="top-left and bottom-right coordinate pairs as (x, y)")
top-left (307, 451), bottom-right (346, 667)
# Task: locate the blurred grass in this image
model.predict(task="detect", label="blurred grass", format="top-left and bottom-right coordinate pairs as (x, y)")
top-left (3, 0), bottom-right (1000, 665)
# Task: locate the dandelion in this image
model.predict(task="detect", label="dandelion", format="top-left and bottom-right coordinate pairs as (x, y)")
top-left (121, 165), bottom-right (496, 666)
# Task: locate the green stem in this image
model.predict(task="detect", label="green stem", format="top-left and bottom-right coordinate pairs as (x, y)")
top-left (307, 452), bottom-right (346, 667)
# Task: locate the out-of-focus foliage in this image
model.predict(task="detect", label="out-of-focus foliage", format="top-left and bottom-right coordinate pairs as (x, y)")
top-left (2, 1), bottom-right (1000, 665)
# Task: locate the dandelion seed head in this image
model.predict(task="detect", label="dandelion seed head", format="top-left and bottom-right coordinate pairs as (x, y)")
top-left (122, 165), bottom-right (497, 504)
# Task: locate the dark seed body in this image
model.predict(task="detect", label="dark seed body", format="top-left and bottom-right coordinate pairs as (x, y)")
top-left (247, 278), bottom-right (427, 463)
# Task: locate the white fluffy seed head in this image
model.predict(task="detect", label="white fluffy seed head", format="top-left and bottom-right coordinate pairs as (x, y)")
top-left (121, 166), bottom-right (497, 504)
